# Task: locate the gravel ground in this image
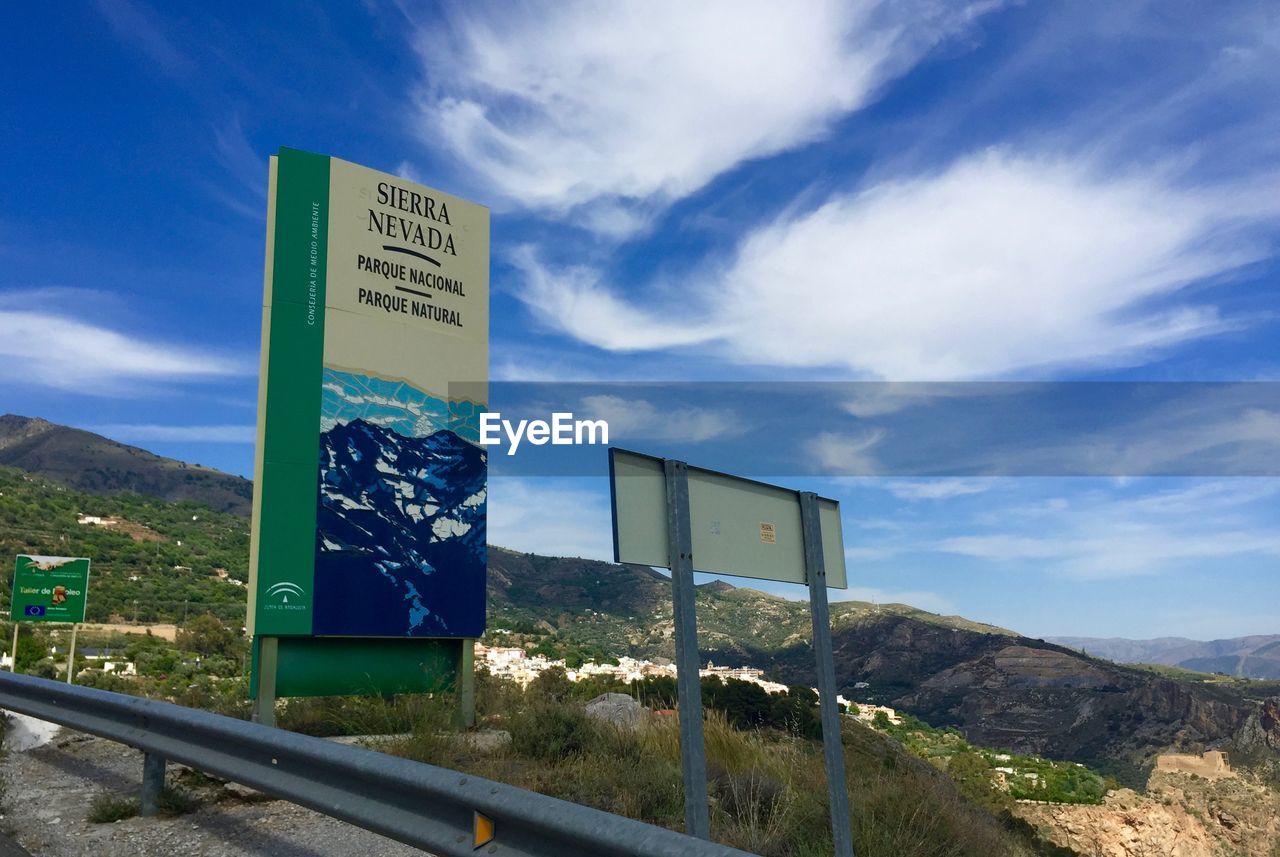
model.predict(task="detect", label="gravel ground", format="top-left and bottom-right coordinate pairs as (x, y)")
top-left (0, 722), bottom-right (429, 857)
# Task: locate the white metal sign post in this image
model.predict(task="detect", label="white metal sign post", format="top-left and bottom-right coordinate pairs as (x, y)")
top-left (611, 449), bottom-right (854, 855)
top-left (664, 459), bottom-right (711, 839)
top-left (799, 491), bottom-right (855, 857)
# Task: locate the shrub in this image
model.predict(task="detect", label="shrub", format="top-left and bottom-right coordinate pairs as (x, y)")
top-left (87, 792), bottom-right (139, 823)
top-left (154, 786), bottom-right (200, 817)
top-left (509, 703), bottom-right (595, 761)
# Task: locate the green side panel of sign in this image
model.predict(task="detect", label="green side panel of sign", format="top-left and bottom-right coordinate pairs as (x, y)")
top-left (11, 555), bottom-right (90, 623)
top-left (253, 147), bottom-right (331, 635)
top-left (249, 637), bottom-right (459, 698)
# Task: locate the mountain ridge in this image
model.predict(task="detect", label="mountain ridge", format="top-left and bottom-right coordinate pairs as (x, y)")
top-left (1049, 634), bottom-right (1280, 680)
top-left (486, 546), bottom-right (1280, 783)
top-left (0, 414), bottom-right (253, 516)
top-left (3, 416), bottom-right (1277, 784)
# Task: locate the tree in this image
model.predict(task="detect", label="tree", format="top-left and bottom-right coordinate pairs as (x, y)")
top-left (947, 751), bottom-right (1007, 812)
top-left (177, 613), bottom-right (241, 658)
top-left (528, 666), bottom-right (572, 702)
top-left (13, 626), bottom-right (49, 672)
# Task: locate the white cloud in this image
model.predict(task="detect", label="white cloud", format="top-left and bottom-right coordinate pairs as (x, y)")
top-left (0, 309), bottom-right (248, 394)
top-left (577, 394), bottom-right (737, 443)
top-left (806, 430), bottom-right (886, 475)
top-left (714, 151), bottom-right (1265, 378)
top-left (93, 0), bottom-right (192, 76)
top-left (517, 150), bottom-right (1273, 378)
top-left (414, 1), bottom-right (1001, 223)
top-left (941, 529), bottom-right (1280, 578)
top-left (92, 424), bottom-right (256, 444)
top-left (836, 585), bottom-right (956, 615)
top-left (884, 479), bottom-right (995, 500)
top-left (510, 247), bottom-right (721, 350)
top-left (487, 478), bottom-right (614, 560)
top-left (973, 386), bottom-right (1280, 476)
top-left (933, 479), bottom-right (1280, 578)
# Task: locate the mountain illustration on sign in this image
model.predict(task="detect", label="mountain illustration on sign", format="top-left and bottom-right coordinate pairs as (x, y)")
top-left (313, 416), bottom-right (486, 637)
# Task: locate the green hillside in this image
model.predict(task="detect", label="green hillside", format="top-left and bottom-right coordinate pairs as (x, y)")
top-left (3, 463), bottom-right (1278, 788)
top-left (0, 465), bottom-right (250, 623)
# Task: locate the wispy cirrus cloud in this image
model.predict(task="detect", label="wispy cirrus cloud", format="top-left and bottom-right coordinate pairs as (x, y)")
top-left (510, 247), bottom-right (721, 350)
top-left (91, 424), bottom-right (255, 444)
top-left (577, 394), bottom-right (738, 444)
top-left (883, 479), bottom-right (996, 501)
top-left (805, 429), bottom-right (886, 475)
top-left (487, 478), bottom-right (613, 560)
top-left (517, 150), bottom-right (1276, 378)
top-left (836, 585), bottom-right (956, 615)
top-left (933, 479), bottom-right (1280, 578)
top-left (93, 0), bottom-right (192, 76)
top-left (0, 306), bottom-right (250, 394)
top-left (410, 0), bottom-right (1003, 228)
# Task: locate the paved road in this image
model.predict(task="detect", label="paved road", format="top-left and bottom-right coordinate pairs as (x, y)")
top-left (1, 725), bottom-right (428, 857)
top-left (0, 832), bottom-right (32, 857)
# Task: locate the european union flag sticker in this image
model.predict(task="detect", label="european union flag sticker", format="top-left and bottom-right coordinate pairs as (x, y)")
top-left (24, 605), bottom-right (45, 617)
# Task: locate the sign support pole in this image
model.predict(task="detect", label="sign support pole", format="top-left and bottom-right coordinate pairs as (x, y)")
top-left (800, 491), bottom-right (855, 857)
top-left (9, 624), bottom-right (18, 672)
top-left (252, 636), bottom-right (278, 728)
top-left (453, 639), bottom-right (476, 729)
top-left (664, 459), bottom-right (710, 840)
top-left (66, 623), bottom-right (79, 684)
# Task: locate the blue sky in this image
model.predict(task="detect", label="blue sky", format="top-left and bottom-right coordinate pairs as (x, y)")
top-left (2, 2), bottom-right (1278, 639)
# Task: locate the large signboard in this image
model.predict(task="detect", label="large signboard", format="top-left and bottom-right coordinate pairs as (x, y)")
top-left (249, 148), bottom-right (489, 640)
top-left (11, 555), bottom-right (90, 623)
top-left (609, 448), bottom-right (847, 588)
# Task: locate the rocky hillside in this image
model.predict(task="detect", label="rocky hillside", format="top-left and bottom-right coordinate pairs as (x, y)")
top-left (2, 417), bottom-right (1276, 792)
top-left (1017, 765), bottom-right (1280, 857)
top-left (0, 414), bottom-right (252, 515)
top-left (1049, 634), bottom-right (1280, 680)
top-left (488, 548), bottom-right (1280, 785)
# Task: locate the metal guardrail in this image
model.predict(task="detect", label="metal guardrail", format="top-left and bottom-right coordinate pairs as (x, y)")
top-left (0, 672), bottom-right (757, 857)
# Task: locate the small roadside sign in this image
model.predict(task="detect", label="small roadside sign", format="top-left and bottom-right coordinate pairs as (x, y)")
top-left (11, 555), bottom-right (91, 624)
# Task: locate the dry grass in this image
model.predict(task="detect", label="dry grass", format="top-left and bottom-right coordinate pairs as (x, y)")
top-left (363, 689), bottom-right (1045, 857)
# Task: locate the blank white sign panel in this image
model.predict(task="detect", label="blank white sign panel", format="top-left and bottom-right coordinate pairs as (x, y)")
top-left (609, 448), bottom-right (847, 589)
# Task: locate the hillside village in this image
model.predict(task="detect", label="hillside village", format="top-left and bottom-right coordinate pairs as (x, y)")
top-left (476, 642), bottom-right (904, 727)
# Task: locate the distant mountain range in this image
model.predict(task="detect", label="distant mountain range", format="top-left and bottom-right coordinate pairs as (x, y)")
top-left (487, 548), bottom-right (1280, 783)
top-left (0, 415), bottom-right (252, 515)
top-left (1048, 635), bottom-right (1280, 680)
top-left (2, 415), bottom-right (1277, 783)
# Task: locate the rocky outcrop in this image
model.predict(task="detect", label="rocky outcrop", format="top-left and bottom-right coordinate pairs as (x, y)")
top-left (894, 643), bottom-right (1280, 777)
top-left (1017, 770), bottom-right (1280, 857)
top-left (1156, 751), bottom-right (1233, 780)
top-left (584, 692), bottom-right (646, 728)
top-left (1018, 788), bottom-right (1216, 857)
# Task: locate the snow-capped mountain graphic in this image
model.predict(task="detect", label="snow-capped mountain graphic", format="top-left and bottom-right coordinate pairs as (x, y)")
top-left (320, 367), bottom-right (483, 444)
top-left (313, 416), bottom-right (486, 637)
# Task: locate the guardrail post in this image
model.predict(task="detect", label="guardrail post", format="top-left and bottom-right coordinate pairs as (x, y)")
top-left (140, 751), bottom-right (167, 817)
top-left (0, 671), bottom-right (760, 857)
